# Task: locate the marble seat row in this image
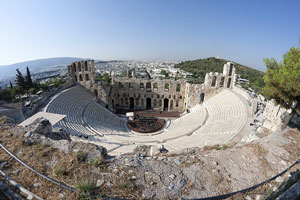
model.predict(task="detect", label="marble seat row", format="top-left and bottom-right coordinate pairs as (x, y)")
top-left (46, 86), bottom-right (128, 138)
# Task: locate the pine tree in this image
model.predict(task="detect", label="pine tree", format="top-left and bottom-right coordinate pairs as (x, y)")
top-left (263, 39), bottom-right (300, 129)
top-left (25, 66), bottom-right (33, 88)
top-left (15, 69), bottom-right (26, 90)
top-left (9, 81), bottom-right (13, 88)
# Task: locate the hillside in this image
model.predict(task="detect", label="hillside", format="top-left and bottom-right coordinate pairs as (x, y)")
top-left (0, 57), bottom-right (82, 81)
top-left (176, 57), bottom-right (265, 93)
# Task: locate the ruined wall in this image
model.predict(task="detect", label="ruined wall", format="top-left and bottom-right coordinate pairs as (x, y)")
top-left (262, 100), bottom-right (291, 131)
top-left (68, 60), bottom-right (236, 112)
top-left (186, 62), bottom-right (236, 108)
top-left (111, 78), bottom-right (186, 112)
top-left (68, 60), bottom-right (95, 90)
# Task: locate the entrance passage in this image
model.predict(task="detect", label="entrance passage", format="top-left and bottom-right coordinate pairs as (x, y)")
top-left (129, 97), bottom-right (134, 110)
top-left (200, 93), bottom-right (205, 103)
top-left (163, 98), bottom-right (169, 111)
top-left (146, 98), bottom-right (152, 110)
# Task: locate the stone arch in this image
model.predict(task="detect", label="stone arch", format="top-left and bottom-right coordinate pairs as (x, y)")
top-left (211, 76), bottom-right (217, 87)
top-left (140, 82), bottom-right (144, 89)
top-left (79, 74), bottom-right (83, 81)
top-left (129, 97), bottom-right (134, 109)
top-left (176, 84), bottom-right (181, 92)
top-left (153, 82), bottom-right (158, 90)
top-left (85, 61), bottom-right (88, 71)
top-left (200, 93), bottom-right (205, 103)
top-left (85, 74), bottom-right (89, 81)
top-left (220, 77), bottom-right (225, 87)
top-left (163, 98), bottom-right (169, 111)
top-left (129, 83), bottom-right (133, 89)
top-left (229, 64), bottom-right (233, 76)
top-left (146, 98), bottom-right (151, 109)
top-left (165, 83), bottom-right (169, 91)
top-left (78, 62), bottom-right (82, 72)
top-left (94, 89), bottom-right (98, 97)
top-left (112, 99), bottom-right (114, 109)
top-left (146, 82), bottom-right (151, 91)
top-left (227, 78), bottom-right (232, 88)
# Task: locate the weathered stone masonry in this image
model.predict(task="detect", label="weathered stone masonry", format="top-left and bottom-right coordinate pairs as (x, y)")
top-left (68, 60), bottom-right (235, 112)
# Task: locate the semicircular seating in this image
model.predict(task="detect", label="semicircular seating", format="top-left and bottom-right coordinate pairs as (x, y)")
top-left (166, 89), bottom-right (248, 149)
top-left (46, 86), bottom-right (128, 138)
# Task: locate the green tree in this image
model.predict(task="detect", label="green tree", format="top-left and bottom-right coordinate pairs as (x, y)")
top-left (15, 69), bottom-right (26, 90)
top-left (263, 40), bottom-right (300, 116)
top-left (25, 66), bottom-right (33, 88)
top-left (9, 81), bottom-right (13, 89)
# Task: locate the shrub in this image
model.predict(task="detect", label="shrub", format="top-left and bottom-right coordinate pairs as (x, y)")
top-left (89, 158), bottom-right (103, 168)
top-left (77, 179), bottom-right (96, 199)
top-left (76, 151), bottom-right (88, 162)
top-left (53, 166), bottom-right (67, 176)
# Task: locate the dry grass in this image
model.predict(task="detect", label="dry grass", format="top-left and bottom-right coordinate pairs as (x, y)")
top-left (0, 119), bottom-right (143, 199)
top-left (283, 129), bottom-right (300, 161)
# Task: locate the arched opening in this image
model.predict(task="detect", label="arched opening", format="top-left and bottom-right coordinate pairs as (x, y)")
top-left (146, 98), bottom-right (151, 110)
top-left (74, 75), bottom-right (77, 82)
top-left (229, 64), bottom-right (233, 76)
top-left (163, 98), bottom-right (169, 111)
top-left (146, 82), bottom-right (151, 92)
top-left (140, 82), bottom-right (144, 89)
top-left (200, 93), bottom-right (205, 103)
top-left (164, 83), bottom-right (169, 91)
top-left (154, 99), bottom-right (157, 106)
top-left (220, 77), bottom-right (225, 87)
top-left (119, 82), bottom-right (123, 89)
top-left (129, 97), bottom-right (134, 109)
top-left (73, 64), bottom-right (76, 72)
top-left (79, 74), bottom-right (83, 81)
top-left (94, 89), bottom-right (98, 97)
top-left (170, 100), bottom-right (173, 109)
top-left (211, 76), bottom-right (217, 87)
top-left (136, 98), bottom-right (139, 106)
top-left (176, 100), bottom-right (179, 107)
top-left (153, 83), bottom-right (158, 90)
top-left (120, 98), bottom-right (124, 105)
top-left (176, 84), bottom-right (181, 92)
top-left (129, 83), bottom-right (133, 89)
top-left (85, 74), bottom-right (89, 81)
top-left (85, 61), bottom-right (88, 71)
top-left (78, 62), bottom-right (82, 72)
top-left (227, 78), bottom-right (232, 88)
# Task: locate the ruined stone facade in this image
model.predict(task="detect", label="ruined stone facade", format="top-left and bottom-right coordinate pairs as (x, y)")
top-left (68, 60), bottom-right (236, 112)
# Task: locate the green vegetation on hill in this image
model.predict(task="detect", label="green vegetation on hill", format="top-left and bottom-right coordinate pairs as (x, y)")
top-left (175, 57), bottom-right (265, 93)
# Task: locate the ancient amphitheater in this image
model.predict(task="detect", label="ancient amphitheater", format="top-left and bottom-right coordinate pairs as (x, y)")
top-left (41, 60), bottom-right (253, 155)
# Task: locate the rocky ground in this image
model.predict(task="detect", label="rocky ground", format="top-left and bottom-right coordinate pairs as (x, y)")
top-left (0, 116), bottom-right (300, 199)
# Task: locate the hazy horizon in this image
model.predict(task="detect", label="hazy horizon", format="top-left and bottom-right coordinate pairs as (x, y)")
top-left (1, 0), bottom-right (299, 71)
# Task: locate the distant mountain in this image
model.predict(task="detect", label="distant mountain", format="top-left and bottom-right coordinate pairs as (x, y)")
top-left (0, 57), bottom-right (82, 80)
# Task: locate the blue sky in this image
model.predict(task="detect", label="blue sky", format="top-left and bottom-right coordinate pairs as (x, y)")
top-left (0, 0), bottom-right (299, 71)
